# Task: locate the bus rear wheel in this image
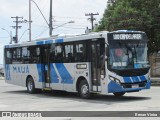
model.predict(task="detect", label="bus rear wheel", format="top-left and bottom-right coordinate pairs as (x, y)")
top-left (27, 77), bottom-right (36, 94)
top-left (113, 92), bottom-right (125, 97)
top-left (78, 80), bottom-right (91, 99)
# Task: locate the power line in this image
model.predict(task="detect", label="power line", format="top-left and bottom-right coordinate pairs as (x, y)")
top-left (32, 23), bottom-right (87, 28)
top-left (52, 28), bottom-right (85, 33)
top-left (52, 20), bottom-right (90, 26)
top-left (57, 26), bottom-right (85, 29)
top-left (32, 22), bottom-right (88, 27)
top-left (33, 27), bottom-right (48, 39)
top-left (53, 20), bottom-right (89, 24)
top-left (32, 23), bottom-right (48, 28)
top-left (31, 0), bottom-right (48, 21)
top-left (31, 0), bottom-right (49, 26)
top-left (30, 0), bottom-right (52, 38)
top-left (18, 29), bottom-right (29, 42)
top-left (53, 16), bottom-right (86, 19)
top-left (54, 24), bottom-right (87, 27)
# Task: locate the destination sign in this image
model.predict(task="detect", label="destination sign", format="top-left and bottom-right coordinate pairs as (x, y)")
top-left (113, 34), bottom-right (142, 40)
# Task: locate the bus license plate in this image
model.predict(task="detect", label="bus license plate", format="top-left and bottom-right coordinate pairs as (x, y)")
top-left (132, 84), bottom-right (139, 88)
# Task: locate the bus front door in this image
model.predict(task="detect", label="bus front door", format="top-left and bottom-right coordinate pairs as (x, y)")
top-left (91, 41), bottom-right (101, 92)
top-left (41, 46), bottom-right (51, 88)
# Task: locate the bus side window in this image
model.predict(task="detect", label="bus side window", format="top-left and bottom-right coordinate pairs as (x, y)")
top-left (22, 46), bottom-right (39, 64)
top-left (12, 48), bottom-right (22, 63)
top-left (22, 47), bottom-right (30, 64)
top-left (17, 48), bottom-right (22, 63)
top-left (65, 44), bottom-right (74, 63)
top-left (75, 43), bottom-right (86, 62)
top-left (12, 48), bottom-right (17, 62)
top-left (5, 49), bottom-right (12, 64)
top-left (55, 44), bottom-right (64, 63)
top-left (29, 46), bottom-right (40, 63)
top-left (35, 47), bottom-right (40, 63)
top-left (50, 44), bottom-right (56, 63)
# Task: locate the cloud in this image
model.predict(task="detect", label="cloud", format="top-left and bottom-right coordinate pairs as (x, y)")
top-left (52, 0), bottom-right (107, 17)
top-left (0, 0), bottom-right (28, 18)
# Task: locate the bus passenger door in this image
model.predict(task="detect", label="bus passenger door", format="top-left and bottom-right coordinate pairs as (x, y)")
top-left (91, 40), bottom-right (104, 92)
top-left (41, 46), bottom-right (51, 88)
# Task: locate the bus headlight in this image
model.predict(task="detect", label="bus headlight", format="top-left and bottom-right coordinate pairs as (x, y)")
top-left (109, 75), bottom-right (121, 84)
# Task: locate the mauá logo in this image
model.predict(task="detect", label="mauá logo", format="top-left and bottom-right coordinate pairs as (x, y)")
top-left (13, 66), bottom-right (30, 73)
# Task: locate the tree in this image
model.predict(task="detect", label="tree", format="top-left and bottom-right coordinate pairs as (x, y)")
top-left (96, 0), bottom-right (160, 53)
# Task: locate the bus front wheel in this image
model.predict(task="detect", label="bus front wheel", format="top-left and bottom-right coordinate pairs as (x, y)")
top-left (78, 80), bottom-right (91, 99)
top-left (27, 77), bottom-right (36, 94)
top-left (113, 92), bottom-right (125, 97)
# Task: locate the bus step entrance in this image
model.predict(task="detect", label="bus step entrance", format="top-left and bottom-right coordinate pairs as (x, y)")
top-left (43, 87), bottom-right (52, 91)
top-left (91, 91), bottom-right (101, 94)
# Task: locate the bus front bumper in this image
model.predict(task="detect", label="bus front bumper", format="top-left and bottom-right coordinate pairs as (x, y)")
top-left (108, 80), bottom-right (151, 93)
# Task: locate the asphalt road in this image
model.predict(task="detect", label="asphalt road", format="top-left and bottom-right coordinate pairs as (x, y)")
top-left (0, 79), bottom-right (160, 120)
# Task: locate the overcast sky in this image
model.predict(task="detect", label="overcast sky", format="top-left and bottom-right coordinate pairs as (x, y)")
top-left (0, 0), bottom-right (108, 64)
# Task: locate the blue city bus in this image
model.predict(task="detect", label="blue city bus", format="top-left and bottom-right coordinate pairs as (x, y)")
top-left (4, 30), bottom-right (151, 98)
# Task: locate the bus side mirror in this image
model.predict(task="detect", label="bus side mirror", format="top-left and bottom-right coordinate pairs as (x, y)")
top-left (106, 47), bottom-right (109, 56)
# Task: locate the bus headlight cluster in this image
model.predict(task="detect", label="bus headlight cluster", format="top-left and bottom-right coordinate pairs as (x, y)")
top-left (109, 75), bottom-right (121, 84)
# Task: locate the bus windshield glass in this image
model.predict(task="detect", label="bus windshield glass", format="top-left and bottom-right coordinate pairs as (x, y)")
top-left (108, 33), bottom-right (150, 70)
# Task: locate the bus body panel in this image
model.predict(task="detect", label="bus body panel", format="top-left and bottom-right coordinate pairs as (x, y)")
top-left (49, 62), bottom-right (90, 92)
top-left (4, 64), bottom-right (41, 87)
top-left (4, 62), bottom-right (92, 92)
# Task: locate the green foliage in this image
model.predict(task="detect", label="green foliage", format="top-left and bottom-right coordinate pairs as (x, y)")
top-left (96, 0), bottom-right (160, 53)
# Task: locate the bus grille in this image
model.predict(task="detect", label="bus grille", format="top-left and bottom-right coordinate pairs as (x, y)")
top-left (121, 81), bottom-right (147, 89)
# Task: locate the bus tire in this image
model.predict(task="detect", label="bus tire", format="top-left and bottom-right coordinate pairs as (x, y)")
top-left (78, 80), bottom-right (91, 99)
top-left (113, 92), bottom-right (125, 97)
top-left (27, 77), bottom-right (36, 94)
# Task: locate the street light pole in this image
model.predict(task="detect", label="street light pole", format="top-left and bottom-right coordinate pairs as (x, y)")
top-left (53, 21), bottom-right (74, 29)
top-left (1, 28), bottom-right (12, 44)
top-left (19, 29), bottom-right (29, 42)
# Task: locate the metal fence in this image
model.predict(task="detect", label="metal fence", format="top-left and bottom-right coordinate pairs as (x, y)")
top-left (146, 54), bottom-right (160, 85)
top-left (149, 53), bottom-right (160, 77)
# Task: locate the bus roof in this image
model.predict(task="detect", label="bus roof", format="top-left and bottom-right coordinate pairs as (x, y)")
top-left (4, 30), bottom-right (145, 48)
top-left (4, 31), bottom-right (109, 48)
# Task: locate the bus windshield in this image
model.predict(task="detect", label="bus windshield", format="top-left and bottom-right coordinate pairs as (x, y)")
top-left (108, 41), bottom-right (150, 70)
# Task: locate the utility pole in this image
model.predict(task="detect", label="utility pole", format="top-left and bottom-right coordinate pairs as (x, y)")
top-left (11, 16), bottom-right (23, 43)
top-left (85, 13), bottom-right (99, 30)
top-left (29, 0), bottom-right (32, 41)
top-left (49, 0), bottom-right (53, 36)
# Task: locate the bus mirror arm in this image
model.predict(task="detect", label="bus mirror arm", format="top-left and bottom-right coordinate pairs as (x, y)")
top-left (105, 42), bottom-right (109, 45)
top-left (105, 56), bottom-right (108, 61)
